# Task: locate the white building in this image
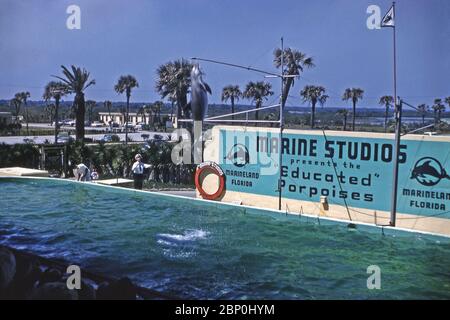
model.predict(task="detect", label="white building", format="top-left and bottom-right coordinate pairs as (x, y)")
top-left (98, 112), bottom-right (176, 127)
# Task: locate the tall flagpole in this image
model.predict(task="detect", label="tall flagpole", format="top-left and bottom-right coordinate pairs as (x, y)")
top-left (393, 2), bottom-right (397, 110)
top-left (389, 1), bottom-right (400, 226)
top-left (278, 37), bottom-right (285, 211)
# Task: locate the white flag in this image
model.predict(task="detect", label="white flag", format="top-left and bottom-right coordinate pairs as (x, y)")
top-left (381, 5), bottom-right (395, 27)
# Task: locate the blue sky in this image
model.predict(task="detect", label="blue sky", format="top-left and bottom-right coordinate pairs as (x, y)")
top-left (1, 0), bottom-right (449, 108)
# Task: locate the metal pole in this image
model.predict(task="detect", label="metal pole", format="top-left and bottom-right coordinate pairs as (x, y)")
top-left (193, 120), bottom-right (203, 164)
top-left (392, 2), bottom-right (397, 122)
top-left (278, 37), bottom-right (284, 211)
top-left (54, 97), bottom-right (59, 144)
top-left (390, 100), bottom-right (402, 226)
top-left (60, 148), bottom-right (65, 178)
top-left (389, 2), bottom-right (399, 226)
top-left (64, 145), bottom-right (67, 177)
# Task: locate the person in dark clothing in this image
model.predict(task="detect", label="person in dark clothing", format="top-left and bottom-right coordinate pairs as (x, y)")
top-left (131, 154), bottom-right (150, 190)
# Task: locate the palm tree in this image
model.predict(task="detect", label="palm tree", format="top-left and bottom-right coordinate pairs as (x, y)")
top-left (264, 112), bottom-right (277, 128)
top-left (417, 104), bottom-right (428, 125)
top-left (221, 85), bottom-right (242, 120)
top-left (137, 105), bottom-right (147, 125)
top-left (378, 95), bottom-right (394, 132)
top-left (53, 65), bottom-right (96, 141)
top-left (168, 93), bottom-right (176, 122)
top-left (104, 100), bottom-right (113, 126)
top-left (243, 81), bottom-right (274, 121)
top-left (43, 81), bottom-right (68, 143)
top-left (153, 101), bottom-right (164, 125)
top-left (119, 106), bottom-right (127, 127)
top-left (445, 97), bottom-right (450, 112)
top-left (15, 92), bottom-right (31, 135)
top-left (155, 59), bottom-right (192, 124)
top-left (273, 47), bottom-right (314, 108)
top-left (44, 104), bottom-right (54, 122)
top-left (432, 98), bottom-right (445, 125)
top-left (9, 97), bottom-right (21, 125)
top-left (114, 75), bottom-right (139, 145)
top-left (336, 109), bottom-right (349, 131)
top-left (342, 88), bottom-right (364, 131)
top-left (300, 85), bottom-right (328, 129)
top-left (44, 104), bottom-right (56, 125)
top-left (86, 100), bottom-right (96, 124)
top-left (150, 104), bottom-right (158, 126)
top-left (144, 104), bottom-right (153, 126)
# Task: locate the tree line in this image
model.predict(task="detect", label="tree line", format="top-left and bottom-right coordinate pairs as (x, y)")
top-left (9, 48), bottom-right (450, 142)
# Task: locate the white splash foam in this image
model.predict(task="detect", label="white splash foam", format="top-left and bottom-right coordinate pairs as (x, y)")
top-left (157, 229), bottom-right (210, 242)
top-left (157, 239), bottom-right (176, 246)
top-left (162, 248), bottom-right (195, 259)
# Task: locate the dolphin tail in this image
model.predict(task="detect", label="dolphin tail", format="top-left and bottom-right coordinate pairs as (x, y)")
top-left (442, 169), bottom-right (450, 180)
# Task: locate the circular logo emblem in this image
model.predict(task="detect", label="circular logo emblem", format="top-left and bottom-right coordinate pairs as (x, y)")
top-left (410, 157), bottom-right (448, 186)
top-left (224, 143), bottom-right (250, 167)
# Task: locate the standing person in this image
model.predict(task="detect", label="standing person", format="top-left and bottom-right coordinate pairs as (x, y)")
top-left (131, 154), bottom-right (150, 190)
top-left (76, 163), bottom-right (91, 182)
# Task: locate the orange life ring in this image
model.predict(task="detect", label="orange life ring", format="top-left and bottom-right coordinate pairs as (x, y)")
top-left (195, 161), bottom-right (226, 200)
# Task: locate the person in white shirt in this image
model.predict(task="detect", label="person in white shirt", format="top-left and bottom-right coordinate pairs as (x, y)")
top-left (90, 167), bottom-right (99, 180)
top-left (131, 154), bottom-right (150, 189)
top-left (76, 163), bottom-right (91, 182)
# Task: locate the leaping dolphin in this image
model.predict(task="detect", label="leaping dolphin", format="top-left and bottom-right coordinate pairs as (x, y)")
top-left (185, 64), bottom-right (212, 121)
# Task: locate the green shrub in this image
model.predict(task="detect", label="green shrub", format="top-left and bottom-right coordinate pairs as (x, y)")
top-left (0, 140), bottom-right (195, 187)
top-left (0, 143), bottom-right (40, 168)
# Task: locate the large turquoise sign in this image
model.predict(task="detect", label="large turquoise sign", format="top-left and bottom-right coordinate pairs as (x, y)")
top-left (219, 129), bottom-right (450, 218)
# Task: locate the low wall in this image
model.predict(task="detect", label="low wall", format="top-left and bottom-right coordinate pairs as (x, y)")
top-left (0, 167), bottom-right (48, 177)
top-left (200, 125), bottom-right (450, 237)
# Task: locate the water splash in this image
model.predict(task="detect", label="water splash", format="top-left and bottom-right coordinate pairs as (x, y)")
top-left (157, 229), bottom-right (210, 243)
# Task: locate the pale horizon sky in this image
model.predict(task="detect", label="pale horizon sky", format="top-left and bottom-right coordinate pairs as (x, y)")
top-left (1, 0), bottom-right (449, 109)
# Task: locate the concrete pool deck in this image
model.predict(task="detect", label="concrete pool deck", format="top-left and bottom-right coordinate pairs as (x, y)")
top-left (0, 167), bottom-right (196, 198)
top-left (94, 180), bottom-right (196, 197)
top-left (95, 178), bottom-right (134, 187)
top-left (154, 190), bottom-right (196, 198)
top-left (0, 167), bottom-right (49, 177)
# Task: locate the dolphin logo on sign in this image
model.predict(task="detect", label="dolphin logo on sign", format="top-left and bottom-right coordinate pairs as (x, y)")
top-left (410, 157), bottom-right (450, 186)
top-left (224, 143), bottom-right (250, 168)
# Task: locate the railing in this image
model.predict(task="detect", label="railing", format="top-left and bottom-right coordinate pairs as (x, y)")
top-left (178, 103), bottom-right (281, 125)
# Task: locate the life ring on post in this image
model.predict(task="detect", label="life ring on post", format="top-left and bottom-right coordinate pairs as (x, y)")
top-left (195, 161), bottom-right (225, 200)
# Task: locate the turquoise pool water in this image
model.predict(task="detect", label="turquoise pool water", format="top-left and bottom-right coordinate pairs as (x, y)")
top-left (0, 177), bottom-right (449, 299)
